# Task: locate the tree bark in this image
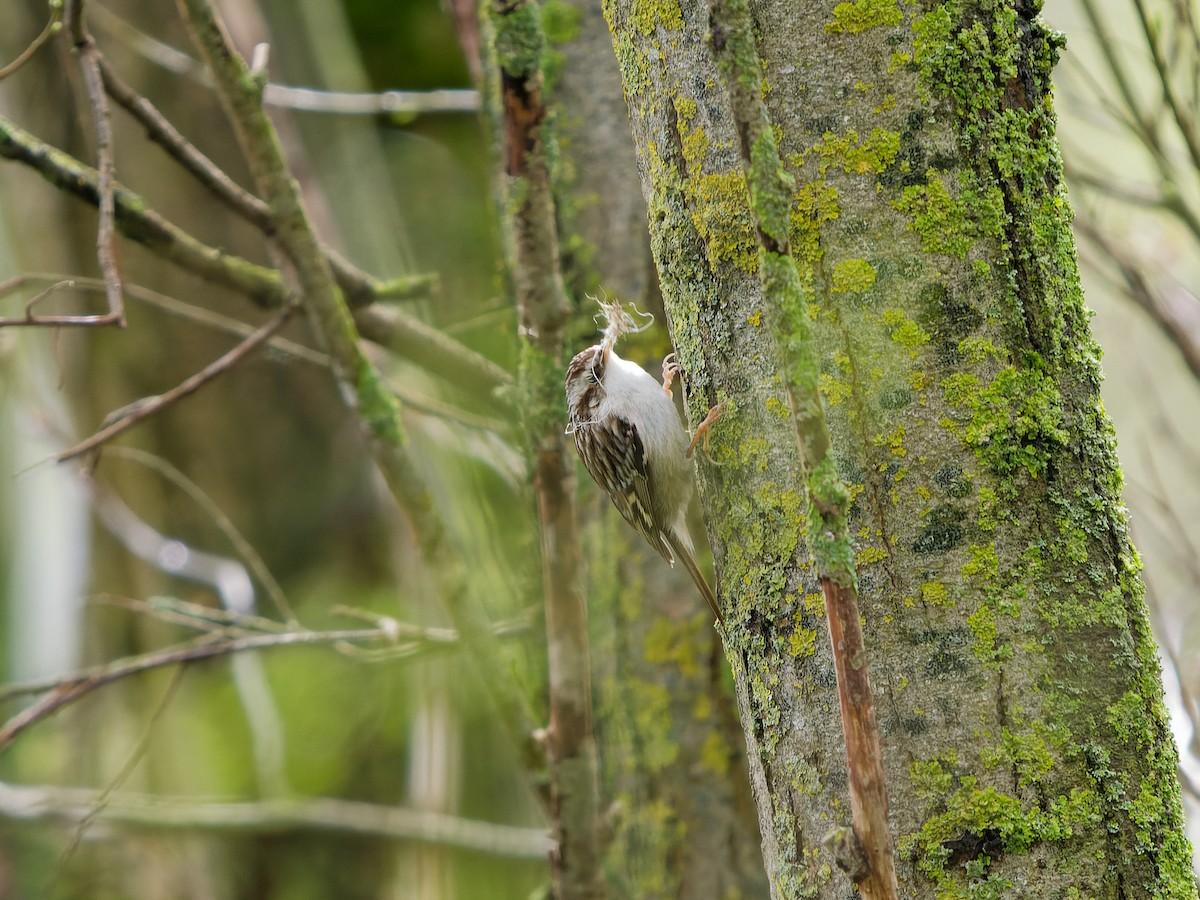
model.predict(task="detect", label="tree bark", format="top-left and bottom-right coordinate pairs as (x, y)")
top-left (604, 0), bottom-right (1195, 896)
top-left (550, 2), bottom-right (770, 896)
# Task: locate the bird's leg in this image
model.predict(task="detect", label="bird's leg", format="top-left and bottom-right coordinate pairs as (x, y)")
top-left (661, 352), bottom-right (680, 398)
top-left (686, 401), bottom-right (727, 461)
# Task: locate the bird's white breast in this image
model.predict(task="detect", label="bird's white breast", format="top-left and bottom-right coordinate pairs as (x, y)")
top-left (598, 351), bottom-right (693, 525)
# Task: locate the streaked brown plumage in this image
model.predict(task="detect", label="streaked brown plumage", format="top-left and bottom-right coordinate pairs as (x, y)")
top-left (565, 344), bottom-right (721, 622)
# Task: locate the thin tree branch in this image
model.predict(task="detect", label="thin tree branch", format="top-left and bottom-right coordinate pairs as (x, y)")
top-left (0, 782), bottom-right (552, 858)
top-left (51, 668), bottom-right (184, 890)
top-left (174, 0), bottom-right (543, 783)
top-left (0, 4), bottom-right (62, 80)
top-left (263, 84), bottom-right (480, 116)
top-left (0, 274), bottom-right (507, 433)
top-left (0, 114), bottom-right (510, 394)
top-left (97, 59), bottom-right (439, 305)
top-left (93, 594), bottom-right (284, 635)
top-left (0, 627), bottom-right (395, 751)
top-left (1073, 215), bottom-right (1200, 383)
top-left (89, 4), bottom-right (481, 116)
top-left (63, 0), bottom-right (125, 328)
top-left (1132, 0), bottom-right (1200, 177)
top-left (89, 594), bottom-right (535, 662)
top-left (100, 447), bottom-right (296, 623)
top-left (98, 53), bottom-right (271, 230)
top-left (56, 304), bottom-right (296, 463)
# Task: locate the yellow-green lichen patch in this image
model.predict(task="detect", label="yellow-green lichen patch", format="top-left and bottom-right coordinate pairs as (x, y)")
top-left (872, 423), bottom-right (907, 458)
top-left (910, 754), bottom-right (956, 801)
top-left (940, 366), bottom-right (1069, 480)
top-left (629, 0), bottom-right (684, 35)
top-left (831, 258), bottom-right (876, 294)
top-left (356, 359), bottom-right (406, 447)
top-left (764, 395), bottom-right (789, 419)
top-left (958, 335), bottom-right (1004, 364)
top-left (965, 604), bottom-right (1007, 667)
top-left (880, 308), bottom-right (931, 357)
top-left (892, 174), bottom-right (976, 258)
top-left (687, 171), bottom-right (759, 274)
top-left (492, 0), bottom-right (544, 77)
top-left (790, 180), bottom-right (840, 264)
top-left (825, 0), bottom-right (904, 35)
top-left (980, 722), bottom-right (1064, 790)
top-left (788, 616), bottom-right (818, 658)
top-left (921, 581), bottom-right (951, 606)
top-left (976, 484), bottom-right (999, 531)
top-left (810, 128), bottom-right (902, 177)
top-left (677, 110), bottom-right (710, 168)
top-left (855, 545), bottom-right (888, 566)
top-left (610, 32), bottom-right (647, 97)
top-left (961, 542), bottom-right (998, 582)
top-left (901, 773), bottom-right (1102, 890)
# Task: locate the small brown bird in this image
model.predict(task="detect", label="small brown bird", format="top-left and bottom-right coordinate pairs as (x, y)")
top-left (565, 343), bottom-right (721, 622)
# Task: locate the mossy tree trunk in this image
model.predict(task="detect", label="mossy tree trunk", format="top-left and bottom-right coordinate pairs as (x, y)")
top-left (549, 4), bottom-right (772, 896)
top-left (604, 0), bottom-right (1195, 896)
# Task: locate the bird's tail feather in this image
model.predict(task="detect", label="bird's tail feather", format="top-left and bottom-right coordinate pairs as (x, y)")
top-left (667, 532), bottom-right (722, 623)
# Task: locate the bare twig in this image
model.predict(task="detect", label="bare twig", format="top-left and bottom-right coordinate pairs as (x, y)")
top-left (1073, 214), bottom-right (1200, 382)
top-left (0, 112), bottom-right (510, 393)
top-left (64, 0), bottom-right (125, 328)
top-left (0, 626), bottom-right (394, 752)
top-left (96, 60), bottom-right (439, 306)
top-left (56, 304), bottom-right (296, 463)
top-left (89, 594), bottom-right (534, 662)
top-left (51, 668), bottom-right (184, 891)
top-left (1, 274), bottom-right (506, 433)
top-left (90, 4), bottom-right (480, 116)
top-left (0, 781), bottom-right (551, 858)
top-left (0, 278), bottom-right (121, 329)
top-left (101, 447), bottom-right (296, 623)
top-left (98, 55), bottom-right (270, 228)
top-left (174, 0), bottom-right (542, 782)
top-left (1132, 0), bottom-right (1200, 176)
top-left (93, 594), bottom-right (275, 634)
top-left (263, 84), bottom-right (480, 116)
top-left (0, 4), bottom-right (62, 80)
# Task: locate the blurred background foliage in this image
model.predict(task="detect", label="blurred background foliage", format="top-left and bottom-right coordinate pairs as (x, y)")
top-left (0, 0), bottom-right (1199, 897)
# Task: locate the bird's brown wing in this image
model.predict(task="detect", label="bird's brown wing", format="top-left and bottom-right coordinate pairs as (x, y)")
top-left (573, 414), bottom-right (674, 565)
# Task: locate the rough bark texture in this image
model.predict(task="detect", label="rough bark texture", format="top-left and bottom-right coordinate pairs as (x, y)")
top-left (545, 2), bottom-right (771, 896)
top-left (604, 0), bottom-right (1195, 896)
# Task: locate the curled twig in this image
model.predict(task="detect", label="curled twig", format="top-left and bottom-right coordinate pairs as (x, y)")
top-left (0, 5), bottom-right (62, 80)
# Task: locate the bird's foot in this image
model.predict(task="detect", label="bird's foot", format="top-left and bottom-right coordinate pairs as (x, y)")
top-left (661, 352), bottom-right (681, 398)
top-left (686, 401), bottom-right (727, 461)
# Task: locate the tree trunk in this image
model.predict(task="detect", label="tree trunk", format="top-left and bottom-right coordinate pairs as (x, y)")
top-left (604, 0), bottom-right (1196, 896)
top-left (549, 3), bottom-right (770, 896)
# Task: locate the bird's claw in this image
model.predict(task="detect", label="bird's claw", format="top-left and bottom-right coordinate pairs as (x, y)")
top-left (661, 353), bottom-right (681, 398)
top-left (686, 401), bottom-right (727, 462)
